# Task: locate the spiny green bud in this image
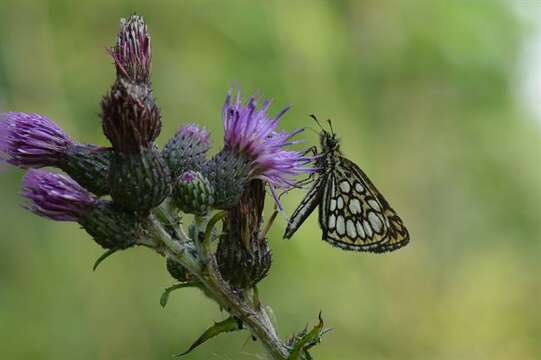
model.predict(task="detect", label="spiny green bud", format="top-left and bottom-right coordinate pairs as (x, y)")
top-left (172, 170), bottom-right (215, 215)
top-left (201, 148), bottom-right (251, 209)
top-left (80, 201), bottom-right (147, 250)
top-left (162, 124), bottom-right (210, 178)
top-left (109, 147), bottom-right (171, 212)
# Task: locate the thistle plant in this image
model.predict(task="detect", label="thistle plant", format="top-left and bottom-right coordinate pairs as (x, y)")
top-left (0, 15), bottom-right (328, 359)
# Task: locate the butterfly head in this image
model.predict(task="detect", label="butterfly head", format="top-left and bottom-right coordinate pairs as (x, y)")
top-left (310, 114), bottom-right (340, 153)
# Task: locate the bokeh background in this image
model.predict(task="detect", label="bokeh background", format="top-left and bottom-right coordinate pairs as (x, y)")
top-left (1, 1), bottom-right (541, 359)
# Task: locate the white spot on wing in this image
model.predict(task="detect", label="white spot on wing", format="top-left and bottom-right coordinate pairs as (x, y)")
top-left (337, 196), bottom-right (344, 209)
top-left (356, 221), bottom-right (365, 239)
top-left (330, 199), bottom-right (337, 211)
top-left (368, 212), bottom-right (383, 233)
top-left (368, 199), bottom-right (381, 211)
top-left (363, 219), bottom-right (373, 238)
top-left (346, 219), bottom-right (357, 239)
top-left (336, 216), bottom-right (345, 236)
top-left (339, 181), bottom-right (351, 193)
top-left (348, 199), bottom-right (362, 214)
top-left (328, 214), bottom-right (336, 230)
top-left (354, 182), bottom-right (365, 193)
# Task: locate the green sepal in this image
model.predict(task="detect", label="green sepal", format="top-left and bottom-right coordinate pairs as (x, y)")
top-left (62, 144), bottom-right (112, 196)
top-left (175, 317), bottom-right (243, 357)
top-left (109, 148), bottom-right (171, 213)
top-left (80, 201), bottom-right (143, 249)
top-left (160, 282), bottom-right (197, 308)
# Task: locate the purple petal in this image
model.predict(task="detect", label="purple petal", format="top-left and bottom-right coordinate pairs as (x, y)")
top-left (22, 169), bottom-right (96, 222)
top-left (0, 112), bottom-right (73, 168)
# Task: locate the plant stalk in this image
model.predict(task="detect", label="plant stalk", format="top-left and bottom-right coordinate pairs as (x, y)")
top-left (149, 212), bottom-right (290, 359)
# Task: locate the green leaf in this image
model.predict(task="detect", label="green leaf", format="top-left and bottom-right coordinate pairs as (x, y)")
top-left (175, 317), bottom-right (243, 357)
top-left (160, 283), bottom-right (197, 308)
top-left (288, 312), bottom-right (327, 360)
top-left (92, 248), bottom-right (118, 271)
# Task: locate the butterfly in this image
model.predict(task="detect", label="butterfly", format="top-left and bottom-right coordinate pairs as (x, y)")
top-left (283, 115), bottom-right (409, 253)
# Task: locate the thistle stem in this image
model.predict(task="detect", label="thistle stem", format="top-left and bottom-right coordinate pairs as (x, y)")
top-left (151, 212), bottom-right (290, 359)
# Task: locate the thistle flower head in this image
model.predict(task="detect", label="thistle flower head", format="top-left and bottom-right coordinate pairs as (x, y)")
top-left (222, 90), bottom-right (313, 189)
top-left (0, 112), bottom-right (73, 168)
top-left (22, 169), bottom-right (96, 221)
top-left (203, 90), bottom-right (313, 209)
top-left (109, 15), bottom-right (151, 83)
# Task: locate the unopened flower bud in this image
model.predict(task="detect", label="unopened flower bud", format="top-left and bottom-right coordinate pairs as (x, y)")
top-left (162, 124), bottom-right (210, 177)
top-left (201, 149), bottom-right (250, 209)
top-left (172, 170), bottom-right (214, 215)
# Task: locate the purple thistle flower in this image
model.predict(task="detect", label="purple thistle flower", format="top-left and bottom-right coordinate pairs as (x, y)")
top-left (22, 169), bottom-right (97, 221)
top-left (202, 90), bottom-right (314, 209)
top-left (0, 112), bottom-right (73, 168)
top-left (109, 15), bottom-right (151, 83)
top-left (222, 90), bottom-right (313, 189)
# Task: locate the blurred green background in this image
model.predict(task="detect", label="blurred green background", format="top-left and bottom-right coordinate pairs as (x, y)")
top-left (1, 0), bottom-right (541, 359)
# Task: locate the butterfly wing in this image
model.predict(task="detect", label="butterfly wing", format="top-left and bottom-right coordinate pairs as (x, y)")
top-left (319, 156), bottom-right (409, 252)
top-left (283, 175), bottom-right (325, 239)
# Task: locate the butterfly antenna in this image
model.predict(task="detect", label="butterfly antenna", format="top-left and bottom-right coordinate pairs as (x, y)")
top-left (327, 118), bottom-right (335, 135)
top-left (309, 114), bottom-right (325, 132)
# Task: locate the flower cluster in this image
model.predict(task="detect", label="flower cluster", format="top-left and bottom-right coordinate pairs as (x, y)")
top-left (0, 14), bottom-right (327, 358)
top-left (2, 13), bottom-right (313, 294)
